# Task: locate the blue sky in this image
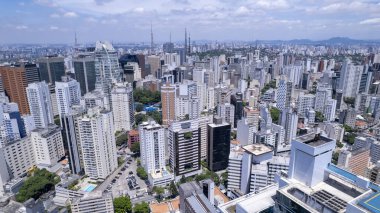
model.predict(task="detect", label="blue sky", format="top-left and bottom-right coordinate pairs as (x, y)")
top-left (1, 0), bottom-right (380, 43)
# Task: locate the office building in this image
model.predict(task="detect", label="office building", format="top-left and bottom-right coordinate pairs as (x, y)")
top-left (147, 55), bottom-right (160, 78)
top-left (119, 54), bottom-right (147, 78)
top-left (198, 116), bottom-right (212, 160)
top-left (121, 62), bottom-right (142, 83)
top-left (227, 147), bottom-right (244, 194)
top-left (207, 117), bottom-right (231, 171)
top-left (31, 124), bottom-right (65, 168)
top-left (0, 63), bottom-right (40, 114)
top-left (280, 107), bottom-right (298, 144)
top-left (0, 102), bottom-right (26, 146)
top-left (73, 54), bottom-right (96, 95)
top-left (94, 41), bottom-right (122, 94)
top-left (339, 108), bottom-right (357, 128)
top-left (366, 161), bottom-right (380, 184)
top-left (231, 93), bottom-right (243, 128)
top-left (37, 56), bottom-right (65, 85)
top-left (78, 107), bottom-right (117, 180)
top-left (314, 83), bottom-right (332, 113)
top-left (55, 76), bottom-right (81, 117)
top-left (81, 89), bottom-right (110, 111)
top-left (111, 83), bottom-right (134, 131)
top-left (236, 118), bottom-right (256, 146)
top-left (26, 81), bottom-right (54, 128)
top-left (297, 92), bottom-right (315, 117)
top-left (161, 83), bottom-right (176, 125)
top-left (323, 98), bottom-right (337, 122)
top-left (168, 120), bottom-right (201, 178)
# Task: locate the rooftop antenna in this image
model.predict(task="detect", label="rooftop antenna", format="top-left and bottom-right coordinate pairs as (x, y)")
top-left (74, 31), bottom-right (78, 47)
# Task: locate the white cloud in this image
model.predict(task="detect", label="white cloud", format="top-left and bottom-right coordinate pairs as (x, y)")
top-left (63, 11), bottom-right (78, 18)
top-left (15, 25), bottom-right (28, 30)
top-left (360, 18), bottom-right (380, 25)
top-left (255, 0), bottom-right (289, 9)
top-left (50, 26), bottom-right (59, 30)
top-left (133, 7), bottom-right (145, 13)
top-left (235, 6), bottom-right (250, 15)
top-left (85, 17), bottom-right (98, 23)
top-left (50, 13), bottom-right (60, 18)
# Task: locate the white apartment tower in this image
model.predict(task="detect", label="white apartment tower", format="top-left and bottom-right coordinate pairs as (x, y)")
top-left (339, 59), bottom-right (363, 98)
top-left (55, 76), bottom-right (81, 117)
top-left (139, 120), bottom-right (166, 174)
top-left (111, 83), bottom-right (135, 131)
top-left (26, 81), bottom-right (54, 128)
top-left (276, 78), bottom-right (293, 111)
top-left (217, 103), bottom-right (235, 127)
top-left (31, 124), bottom-right (65, 167)
top-left (78, 107), bottom-right (118, 179)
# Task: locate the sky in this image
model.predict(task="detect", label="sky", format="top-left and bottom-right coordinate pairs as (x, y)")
top-left (1, 0), bottom-right (380, 44)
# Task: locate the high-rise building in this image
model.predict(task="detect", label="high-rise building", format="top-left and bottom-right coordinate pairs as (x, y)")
top-left (121, 62), bottom-right (142, 83)
top-left (31, 124), bottom-right (65, 168)
top-left (276, 78), bottom-right (292, 111)
top-left (119, 54), bottom-right (147, 78)
top-left (78, 107), bottom-right (117, 180)
top-left (139, 120), bottom-right (166, 174)
top-left (37, 56), bottom-right (65, 85)
top-left (55, 76), bottom-right (81, 118)
top-left (70, 193), bottom-right (114, 213)
top-left (168, 119), bottom-right (201, 178)
top-left (297, 92), bottom-right (315, 117)
top-left (94, 41), bottom-right (122, 94)
top-left (161, 83), bottom-right (176, 125)
top-left (280, 107), bottom-right (298, 144)
top-left (26, 81), bottom-right (54, 128)
top-left (0, 102), bottom-right (27, 146)
top-left (231, 93), bottom-right (243, 128)
top-left (146, 55), bottom-right (161, 78)
top-left (217, 103), bottom-right (235, 127)
top-left (338, 147), bottom-right (370, 177)
top-left (323, 98), bottom-right (337, 122)
top-left (0, 63), bottom-right (40, 114)
top-left (314, 83), bottom-right (332, 113)
top-left (339, 58), bottom-right (363, 98)
top-left (198, 116), bottom-right (212, 161)
top-left (111, 83), bottom-right (134, 131)
top-left (73, 53), bottom-right (96, 96)
top-left (237, 118), bottom-right (256, 146)
top-left (61, 106), bottom-right (85, 174)
top-left (339, 108), bottom-right (357, 128)
top-left (207, 117), bottom-right (231, 171)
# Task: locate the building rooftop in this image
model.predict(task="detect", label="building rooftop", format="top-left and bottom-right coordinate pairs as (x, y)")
top-left (297, 133), bottom-right (334, 147)
top-left (242, 144), bottom-right (272, 156)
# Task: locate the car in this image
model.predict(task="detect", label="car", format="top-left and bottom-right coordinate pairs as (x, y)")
top-left (121, 168), bottom-right (126, 171)
top-left (129, 171), bottom-right (133, 175)
top-left (118, 172), bottom-right (122, 175)
top-left (136, 186), bottom-right (141, 190)
top-left (112, 179), bottom-right (116, 183)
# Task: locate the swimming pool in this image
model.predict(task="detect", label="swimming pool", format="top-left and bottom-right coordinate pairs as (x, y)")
top-left (83, 184), bottom-right (96, 192)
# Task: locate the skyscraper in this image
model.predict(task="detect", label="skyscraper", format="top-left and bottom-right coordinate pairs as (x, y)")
top-left (339, 58), bottom-right (363, 98)
top-left (280, 107), bottom-right (298, 144)
top-left (161, 83), bottom-right (176, 125)
top-left (111, 83), bottom-right (134, 131)
top-left (276, 78), bottom-right (293, 111)
top-left (168, 119), bottom-right (201, 178)
top-left (61, 106), bottom-right (85, 174)
top-left (0, 63), bottom-right (40, 114)
top-left (73, 53), bottom-right (96, 96)
top-left (26, 81), bottom-right (54, 128)
top-left (207, 117), bottom-right (231, 171)
top-left (94, 41), bottom-right (122, 95)
top-left (37, 56), bottom-right (65, 85)
top-left (231, 93), bottom-right (243, 128)
top-left (55, 76), bottom-right (81, 118)
top-left (78, 107), bottom-right (117, 180)
top-left (139, 120), bottom-right (166, 174)
top-left (217, 103), bottom-right (235, 127)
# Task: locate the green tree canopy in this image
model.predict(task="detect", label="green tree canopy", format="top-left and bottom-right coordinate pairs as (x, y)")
top-left (113, 196), bottom-right (132, 213)
top-left (134, 89), bottom-right (161, 105)
top-left (133, 202), bottom-right (150, 213)
top-left (270, 107), bottom-right (281, 124)
top-left (136, 166), bottom-right (148, 180)
top-left (131, 142), bottom-right (140, 156)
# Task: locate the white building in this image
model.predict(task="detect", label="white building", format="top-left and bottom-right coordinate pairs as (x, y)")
top-left (276, 78), bottom-right (292, 111)
top-left (339, 58), bottom-right (363, 98)
top-left (297, 93), bottom-right (315, 116)
top-left (323, 98), bottom-right (337, 122)
top-left (31, 124), bottom-right (65, 168)
top-left (237, 118), bottom-right (256, 146)
top-left (314, 83), bottom-right (332, 113)
top-left (198, 116), bottom-right (212, 160)
top-left (78, 107), bottom-right (118, 180)
top-left (55, 76), bottom-right (81, 117)
top-left (26, 81), bottom-right (54, 128)
top-left (139, 120), bottom-right (166, 174)
top-left (280, 108), bottom-right (298, 144)
top-left (217, 103), bottom-right (235, 127)
top-left (71, 192), bottom-right (114, 213)
top-left (111, 83), bottom-right (134, 131)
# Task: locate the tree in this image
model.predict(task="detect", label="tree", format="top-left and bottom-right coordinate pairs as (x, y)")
top-left (133, 89), bottom-right (161, 105)
top-left (332, 152), bottom-right (339, 165)
top-left (315, 111), bottom-right (325, 122)
top-left (116, 133), bottom-right (128, 146)
top-left (133, 202), bottom-right (150, 213)
top-left (270, 107), bottom-right (280, 124)
top-left (136, 103), bottom-right (144, 112)
top-left (113, 196), bottom-right (132, 213)
top-left (136, 166), bottom-right (148, 180)
top-left (147, 111), bottom-right (162, 124)
top-left (169, 181), bottom-right (179, 198)
top-left (344, 97), bottom-right (356, 106)
top-left (131, 142), bottom-right (140, 156)
top-left (152, 186), bottom-right (165, 201)
top-left (16, 169), bottom-right (60, 202)
top-left (221, 172), bottom-right (228, 187)
top-left (135, 114), bottom-right (148, 126)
